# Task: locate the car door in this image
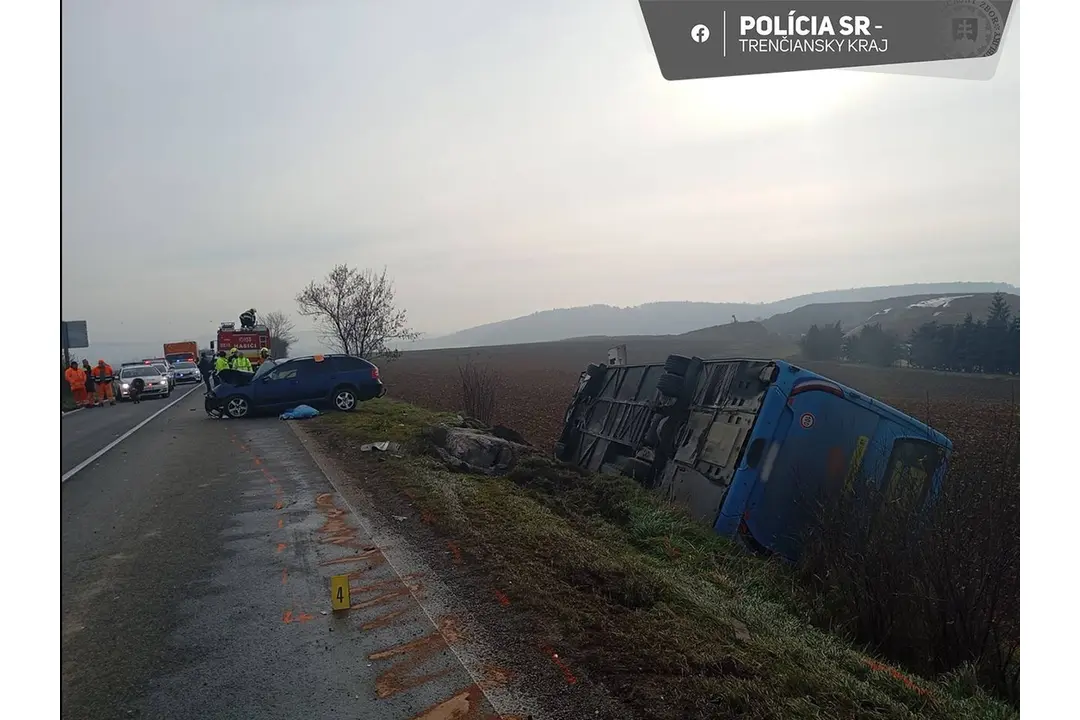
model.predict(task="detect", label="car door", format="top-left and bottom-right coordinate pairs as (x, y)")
top-left (300, 356), bottom-right (338, 403)
top-left (256, 359), bottom-right (313, 408)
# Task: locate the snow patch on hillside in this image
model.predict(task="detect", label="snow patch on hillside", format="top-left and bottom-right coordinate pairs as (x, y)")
top-left (907, 295), bottom-right (974, 309)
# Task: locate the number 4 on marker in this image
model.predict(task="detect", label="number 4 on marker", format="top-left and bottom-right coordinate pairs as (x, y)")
top-left (330, 574), bottom-right (350, 611)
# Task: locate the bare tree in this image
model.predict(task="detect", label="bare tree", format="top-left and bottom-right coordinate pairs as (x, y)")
top-left (262, 310), bottom-right (298, 358)
top-left (458, 360), bottom-right (500, 424)
top-left (295, 264), bottom-right (418, 359)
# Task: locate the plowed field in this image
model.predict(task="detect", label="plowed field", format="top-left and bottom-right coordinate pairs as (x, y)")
top-left (381, 343), bottom-right (1020, 458)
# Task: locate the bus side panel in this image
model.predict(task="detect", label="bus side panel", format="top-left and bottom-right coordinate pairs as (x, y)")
top-left (561, 364), bottom-right (664, 472)
top-left (713, 386), bottom-right (791, 537)
top-left (742, 390), bottom-right (884, 561)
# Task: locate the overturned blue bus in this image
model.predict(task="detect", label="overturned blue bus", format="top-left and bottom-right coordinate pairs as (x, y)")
top-left (554, 356), bottom-right (952, 562)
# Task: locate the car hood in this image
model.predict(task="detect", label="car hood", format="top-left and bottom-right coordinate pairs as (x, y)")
top-left (215, 369), bottom-right (256, 388)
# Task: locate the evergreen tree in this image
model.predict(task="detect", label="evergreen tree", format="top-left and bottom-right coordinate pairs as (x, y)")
top-left (799, 321), bottom-right (844, 360)
top-left (904, 296), bottom-right (1019, 375)
top-left (843, 323), bottom-right (901, 367)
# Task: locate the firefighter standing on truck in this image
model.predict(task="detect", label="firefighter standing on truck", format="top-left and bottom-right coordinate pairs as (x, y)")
top-left (92, 359), bottom-right (116, 406)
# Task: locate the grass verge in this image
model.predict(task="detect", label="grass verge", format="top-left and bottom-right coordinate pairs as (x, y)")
top-left (309, 398), bottom-right (1017, 720)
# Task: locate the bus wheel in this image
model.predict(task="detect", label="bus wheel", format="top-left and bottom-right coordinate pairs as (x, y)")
top-left (663, 354), bottom-right (691, 376)
top-left (656, 372), bottom-right (683, 398)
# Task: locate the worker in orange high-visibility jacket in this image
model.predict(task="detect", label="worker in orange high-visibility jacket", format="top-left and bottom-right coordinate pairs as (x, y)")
top-left (91, 359), bottom-right (116, 406)
top-left (64, 361), bottom-right (89, 408)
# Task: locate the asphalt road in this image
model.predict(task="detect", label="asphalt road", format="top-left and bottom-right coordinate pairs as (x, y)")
top-left (61, 390), bottom-right (500, 720)
top-left (61, 381), bottom-right (204, 477)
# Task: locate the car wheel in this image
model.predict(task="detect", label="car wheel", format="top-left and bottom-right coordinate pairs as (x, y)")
top-left (163, 390), bottom-right (171, 398)
top-left (225, 395), bottom-right (250, 419)
top-left (333, 386), bottom-right (358, 412)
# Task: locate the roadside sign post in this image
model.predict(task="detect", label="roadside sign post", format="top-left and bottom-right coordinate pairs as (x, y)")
top-left (62, 320), bottom-right (89, 367)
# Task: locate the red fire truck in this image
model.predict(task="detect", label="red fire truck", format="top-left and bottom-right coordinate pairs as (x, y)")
top-left (214, 322), bottom-right (272, 368)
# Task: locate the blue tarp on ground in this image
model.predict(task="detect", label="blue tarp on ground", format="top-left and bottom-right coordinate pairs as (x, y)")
top-left (280, 404), bottom-right (320, 420)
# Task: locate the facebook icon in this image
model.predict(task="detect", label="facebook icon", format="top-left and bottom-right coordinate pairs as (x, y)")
top-left (690, 24), bottom-right (711, 43)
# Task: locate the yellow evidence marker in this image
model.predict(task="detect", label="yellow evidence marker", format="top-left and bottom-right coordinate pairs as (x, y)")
top-left (330, 574), bottom-right (351, 611)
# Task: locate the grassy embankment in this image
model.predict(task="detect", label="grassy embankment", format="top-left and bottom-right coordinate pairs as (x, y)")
top-left (307, 398), bottom-right (1017, 720)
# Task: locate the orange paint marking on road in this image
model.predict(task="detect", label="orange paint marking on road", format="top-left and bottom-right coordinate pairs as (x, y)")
top-left (541, 645), bottom-right (577, 685)
top-left (319, 547), bottom-right (382, 566)
top-left (253, 457), bottom-right (262, 465)
top-left (478, 665), bottom-right (515, 692)
top-left (278, 518), bottom-right (284, 529)
top-left (351, 574), bottom-right (423, 594)
top-left (274, 500), bottom-right (284, 510)
top-left (446, 540), bottom-right (463, 565)
top-left (282, 609), bottom-right (315, 625)
top-left (493, 590), bottom-right (510, 607)
top-left (281, 567), bottom-right (288, 585)
top-left (406, 683), bottom-right (516, 720)
top-left (361, 607), bottom-right (410, 631)
top-left (368, 629), bottom-right (453, 700)
top-left (315, 492), bottom-right (366, 548)
top-left (276, 542), bottom-right (287, 553)
top-left (349, 574), bottom-right (423, 610)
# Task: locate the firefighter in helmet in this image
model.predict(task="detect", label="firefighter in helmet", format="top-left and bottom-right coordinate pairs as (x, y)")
top-left (239, 308), bottom-right (257, 328)
top-left (214, 350), bottom-right (230, 373)
top-left (231, 347), bottom-right (253, 373)
top-left (259, 347), bottom-right (271, 363)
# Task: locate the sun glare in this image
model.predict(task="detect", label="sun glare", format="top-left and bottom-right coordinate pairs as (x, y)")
top-left (660, 69), bottom-right (877, 134)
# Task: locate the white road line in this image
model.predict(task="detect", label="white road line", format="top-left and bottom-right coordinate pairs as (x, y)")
top-left (62, 408), bottom-right (85, 418)
top-left (61, 385), bottom-right (202, 484)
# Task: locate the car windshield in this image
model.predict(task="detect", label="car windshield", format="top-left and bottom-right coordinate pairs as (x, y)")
top-left (121, 367), bottom-right (160, 378)
top-left (253, 359), bottom-right (281, 378)
top-left (173, 361), bottom-right (197, 369)
top-left (152, 364), bottom-right (169, 374)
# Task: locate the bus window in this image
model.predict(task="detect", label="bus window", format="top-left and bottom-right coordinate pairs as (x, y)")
top-left (884, 439), bottom-right (946, 506)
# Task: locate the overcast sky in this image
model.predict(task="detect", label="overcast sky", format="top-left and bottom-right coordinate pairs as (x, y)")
top-left (62, 0), bottom-right (1020, 347)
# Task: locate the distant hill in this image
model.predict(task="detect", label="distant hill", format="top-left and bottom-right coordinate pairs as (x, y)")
top-left (405, 282), bottom-right (1019, 350)
top-left (400, 321), bottom-right (797, 371)
top-left (762, 292), bottom-right (1021, 340)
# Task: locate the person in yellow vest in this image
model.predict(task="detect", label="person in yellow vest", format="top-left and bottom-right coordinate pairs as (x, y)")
top-left (231, 347), bottom-right (253, 373)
